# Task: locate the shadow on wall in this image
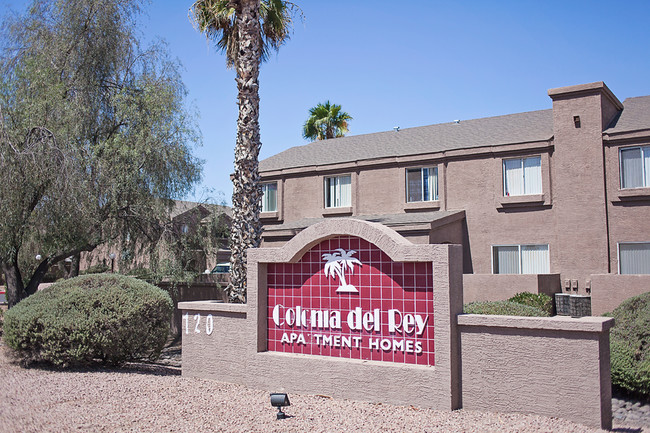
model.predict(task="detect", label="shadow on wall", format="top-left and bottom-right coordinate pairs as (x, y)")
top-left (461, 218), bottom-right (473, 274)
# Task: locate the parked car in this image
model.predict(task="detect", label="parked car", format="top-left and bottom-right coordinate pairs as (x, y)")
top-left (211, 263), bottom-right (230, 274)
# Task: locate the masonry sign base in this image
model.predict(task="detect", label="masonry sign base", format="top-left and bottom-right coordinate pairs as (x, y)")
top-left (179, 218), bottom-right (614, 430)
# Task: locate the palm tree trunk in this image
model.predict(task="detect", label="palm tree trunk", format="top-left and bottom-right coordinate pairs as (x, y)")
top-left (228, 0), bottom-right (263, 303)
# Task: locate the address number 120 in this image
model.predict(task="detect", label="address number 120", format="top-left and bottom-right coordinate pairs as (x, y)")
top-left (183, 313), bottom-right (214, 335)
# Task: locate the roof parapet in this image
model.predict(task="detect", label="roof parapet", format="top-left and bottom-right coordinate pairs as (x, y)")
top-left (548, 81), bottom-right (623, 111)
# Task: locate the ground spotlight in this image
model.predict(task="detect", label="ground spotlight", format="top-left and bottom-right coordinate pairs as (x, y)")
top-left (270, 393), bottom-right (290, 420)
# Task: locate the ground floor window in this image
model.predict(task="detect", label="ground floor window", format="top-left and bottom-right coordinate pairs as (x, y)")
top-left (619, 242), bottom-right (650, 274)
top-left (492, 244), bottom-right (549, 274)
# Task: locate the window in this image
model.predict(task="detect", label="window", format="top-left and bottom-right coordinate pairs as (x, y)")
top-left (503, 156), bottom-right (542, 196)
top-left (324, 175), bottom-right (351, 208)
top-left (406, 167), bottom-right (438, 202)
top-left (492, 244), bottom-right (549, 274)
top-left (261, 182), bottom-right (277, 212)
top-left (620, 146), bottom-right (650, 189)
top-left (619, 242), bottom-right (650, 274)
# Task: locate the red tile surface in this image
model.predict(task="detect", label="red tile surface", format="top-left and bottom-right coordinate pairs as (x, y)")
top-left (267, 236), bottom-right (435, 366)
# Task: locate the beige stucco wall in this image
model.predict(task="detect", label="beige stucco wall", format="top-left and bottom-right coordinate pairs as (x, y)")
top-left (603, 141), bottom-right (650, 276)
top-left (463, 273), bottom-right (561, 303)
top-left (458, 314), bottom-right (613, 430)
top-left (181, 302), bottom-right (613, 429)
top-left (356, 166), bottom-right (406, 215)
top-left (590, 274), bottom-right (650, 315)
top-left (548, 84), bottom-right (621, 289)
top-left (444, 151), bottom-right (557, 275)
top-left (260, 82), bottom-right (649, 311)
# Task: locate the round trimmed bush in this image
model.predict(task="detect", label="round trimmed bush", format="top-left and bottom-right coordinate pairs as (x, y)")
top-left (464, 300), bottom-right (550, 316)
top-left (606, 291), bottom-right (650, 397)
top-left (3, 274), bottom-right (172, 367)
top-left (508, 292), bottom-right (553, 315)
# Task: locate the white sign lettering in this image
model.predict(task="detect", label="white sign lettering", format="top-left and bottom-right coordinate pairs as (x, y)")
top-left (272, 304), bottom-right (427, 337)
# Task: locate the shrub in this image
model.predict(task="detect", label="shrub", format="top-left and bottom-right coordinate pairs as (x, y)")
top-left (606, 292), bottom-right (650, 397)
top-left (3, 274), bottom-right (172, 367)
top-left (464, 300), bottom-right (550, 317)
top-left (508, 292), bottom-right (553, 315)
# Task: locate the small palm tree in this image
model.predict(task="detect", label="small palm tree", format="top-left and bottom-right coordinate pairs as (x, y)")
top-left (303, 101), bottom-right (352, 141)
top-left (190, 0), bottom-right (299, 303)
top-left (322, 248), bottom-right (362, 293)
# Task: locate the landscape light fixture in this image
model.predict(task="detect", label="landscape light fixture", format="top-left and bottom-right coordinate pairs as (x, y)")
top-left (109, 252), bottom-right (116, 273)
top-left (270, 393), bottom-right (290, 420)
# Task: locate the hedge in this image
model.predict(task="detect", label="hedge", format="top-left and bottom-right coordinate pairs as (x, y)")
top-left (463, 300), bottom-right (549, 317)
top-left (3, 274), bottom-right (172, 367)
top-left (508, 292), bottom-right (553, 315)
top-left (605, 291), bottom-right (650, 397)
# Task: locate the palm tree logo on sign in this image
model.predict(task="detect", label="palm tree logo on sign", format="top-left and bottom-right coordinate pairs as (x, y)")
top-left (322, 248), bottom-right (363, 293)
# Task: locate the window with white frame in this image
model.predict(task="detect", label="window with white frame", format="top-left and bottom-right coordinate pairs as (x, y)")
top-left (618, 242), bottom-right (650, 274)
top-left (492, 244), bottom-right (549, 274)
top-left (406, 167), bottom-right (438, 202)
top-left (324, 175), bottom-right (351, 208)
top-left (620, 146), bottom-right (650, 189)
top-left (261, 182), bottom-right (277, 212)
top-left (503, 156), bottom-right (542, 196)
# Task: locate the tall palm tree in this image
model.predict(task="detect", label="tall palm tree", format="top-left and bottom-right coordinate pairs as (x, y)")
top-left (303, 101), bottom-right (353, 141)
top-left (190, 0), bottom-right (297, 303)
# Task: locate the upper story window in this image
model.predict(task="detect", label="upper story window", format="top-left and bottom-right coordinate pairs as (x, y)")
top-left (503, 156), bottom-right (542, 196)
top-left (618, 242), bottom-right (650, 274)
top-left (324, 175), bottom-right (351, 208)
top-left (261, 182), bottom-right (277, 212)
top-left (492, 244), bottom-right (549, 274)
top-left (406, 167), bottom-right (438, 202)
top-left (620, 146), bottom-right (650, 189)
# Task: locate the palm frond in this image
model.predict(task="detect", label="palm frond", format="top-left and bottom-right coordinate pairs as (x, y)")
top-left (190, 0), bottom-right (300, 68)
top-left (302, 101), bottom-right (353, 141)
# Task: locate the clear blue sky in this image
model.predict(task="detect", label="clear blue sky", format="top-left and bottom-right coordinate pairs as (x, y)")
top-left (3, 1), bottom-right (650, 205)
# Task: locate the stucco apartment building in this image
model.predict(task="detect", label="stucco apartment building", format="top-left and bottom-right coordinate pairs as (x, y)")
top-left (257, 82), bottom-right (650, 314)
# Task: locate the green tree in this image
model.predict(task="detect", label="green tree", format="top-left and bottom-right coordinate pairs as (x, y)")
top-left (0, 0), bottom-right (202, 307)
top-left (303, 101), bottom-right (353, 141)
top-left (190, 0), bottom-right (298, 302)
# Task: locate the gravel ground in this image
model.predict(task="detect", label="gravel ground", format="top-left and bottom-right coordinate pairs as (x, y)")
top-left (1, 344), bottom-right (637, 433)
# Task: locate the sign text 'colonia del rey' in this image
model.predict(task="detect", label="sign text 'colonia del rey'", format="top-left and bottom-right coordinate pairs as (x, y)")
top-left (266, 236), bottom-right (436, 366)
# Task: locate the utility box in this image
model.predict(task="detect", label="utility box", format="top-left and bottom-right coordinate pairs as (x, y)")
top-left (570, 295), bottom-right (592, 317)
top-left (555, 293), bottom-right (570, 315)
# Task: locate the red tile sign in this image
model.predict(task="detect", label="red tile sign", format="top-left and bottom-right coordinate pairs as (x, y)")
top-left (267, 236), bottom-right (435, 366)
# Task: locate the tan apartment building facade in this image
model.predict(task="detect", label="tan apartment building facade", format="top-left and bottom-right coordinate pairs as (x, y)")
top-left (258, 82), bottom-right (650, 314)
